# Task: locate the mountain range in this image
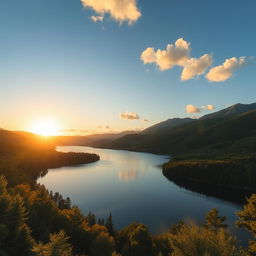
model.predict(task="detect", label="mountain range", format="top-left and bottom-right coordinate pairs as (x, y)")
top-left (91, 102), bottom-right (256, 156)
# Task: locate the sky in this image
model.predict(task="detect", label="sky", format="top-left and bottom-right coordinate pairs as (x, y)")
top-left (0, 0), bottom-right (255, 135)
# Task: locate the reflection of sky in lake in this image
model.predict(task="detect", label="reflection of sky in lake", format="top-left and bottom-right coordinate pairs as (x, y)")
top-left (38, 146), bottom-right (249, 242)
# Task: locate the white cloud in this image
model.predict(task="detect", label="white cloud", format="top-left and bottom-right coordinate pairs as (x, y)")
top-left (91, 15), bottom-right (104, 22)
top-left (141, 38), bottom-right (191, 71)
top-left (141, 39), bottom-right (249, 82)
top-left (206, 57), bottom-right (246, 82)
top-left (181, 54), bottom-right (212, 81)
top-left (120, 112), bottom-right (140, 120)
top-left (186, 104), bottom-right (201, 114)
top-left (81, 0), bottom-right (141, 24)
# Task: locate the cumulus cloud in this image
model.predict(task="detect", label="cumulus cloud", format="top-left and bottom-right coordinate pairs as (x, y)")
top-left (181, 54), bottom-right (212, 80)
top-left (186, 104), bottom-right (201, 113)
top-left (91, 15), bottom-right (104, 22)
top-left (141, 38), bottom-right (191, 71)
top-left (141, 39), bottom-right (248, 82)
top-left (81, 0), bottom-right (141, 24)
top-left (120, 112), bottom-right (140, 120)
top-left (186, 104), bottom-right (215, 114)
top-left (206, 57), bottom-right (246, 82)
top-left (205, 104), bottom-right (215, 110)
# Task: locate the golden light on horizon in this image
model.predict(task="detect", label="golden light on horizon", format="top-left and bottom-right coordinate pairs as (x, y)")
top-left (30, 118), bottom-right (60, 136)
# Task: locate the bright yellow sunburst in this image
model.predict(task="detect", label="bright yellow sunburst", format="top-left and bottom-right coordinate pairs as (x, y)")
top-left (30, 118), bottom-right (59, 136)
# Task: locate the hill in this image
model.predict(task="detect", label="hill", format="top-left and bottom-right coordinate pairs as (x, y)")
top-left (0, 130), bottom-right (99, 185)
top-left (94, 103), bottom-right (256, 156)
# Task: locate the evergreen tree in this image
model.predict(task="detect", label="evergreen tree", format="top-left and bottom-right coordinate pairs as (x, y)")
top-left (117, 223), bottom-right (152, 256)
top-left (169, 222), bottom-right (243, 256)
top-left (237, 194), bottom-right (256, 254)
top-left (105, 213), bottom-right (114, 236)
top-left (90, 231), bottom-right (115, 256)
top-left (86, 212), bottom-right (96, 227)
top-left (32, 230), bottom-right (73, 256)
top-left (205, 208), bottom-right (228, 230)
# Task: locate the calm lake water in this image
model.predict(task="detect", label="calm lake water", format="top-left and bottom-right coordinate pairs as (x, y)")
top-left (38, 146), bottom-right (248, 240)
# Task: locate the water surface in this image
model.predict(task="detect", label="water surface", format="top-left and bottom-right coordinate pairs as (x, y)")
top-left (38, 146), bottom-right (247, 239)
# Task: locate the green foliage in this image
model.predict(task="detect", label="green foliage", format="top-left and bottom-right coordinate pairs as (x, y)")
top-left (2, 128), bottom-right (256, 256)
top-left (0, 176), bottom-right (35, 256)
top-left (163, 156), bottom-right (256, 193)
top-left (101, 110), bottom-right (256, 156)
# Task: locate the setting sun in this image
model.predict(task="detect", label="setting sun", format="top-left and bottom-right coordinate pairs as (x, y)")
top-left (30, 118), bottom-right (60, 136)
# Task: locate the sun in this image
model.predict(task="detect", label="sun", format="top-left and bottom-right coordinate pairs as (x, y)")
top-left (30, 118), bottom-right (60, 136)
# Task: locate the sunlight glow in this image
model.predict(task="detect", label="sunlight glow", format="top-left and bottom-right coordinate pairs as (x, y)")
top-left (30, 118), bottom-right (60, 136)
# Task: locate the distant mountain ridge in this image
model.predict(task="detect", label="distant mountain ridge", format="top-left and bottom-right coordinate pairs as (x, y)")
top-left (141, 118), bottom-right (194, 135)
top-left (51, 130), bottom-right (138, 146)
top-left (92, 102), bottom-right (256, 156)
top-left (200, 103), bottom-right (256, 120)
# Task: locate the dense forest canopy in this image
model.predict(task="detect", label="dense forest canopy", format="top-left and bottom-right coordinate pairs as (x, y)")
top-left (0, 129), bottom-right (256, 255)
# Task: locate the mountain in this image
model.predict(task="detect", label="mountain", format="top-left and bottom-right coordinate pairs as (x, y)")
top-left (95, 104), bottom-right (256, 156)
top-left (141, 118), bottom-right (194, 135)
top-left (200, 103), bottom-right (256, 120)
top-left (51, 130), bottom-right (138, 146)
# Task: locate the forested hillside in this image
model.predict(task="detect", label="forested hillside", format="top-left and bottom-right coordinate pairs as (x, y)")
top-left (97, 109), bottom-right (256, 156)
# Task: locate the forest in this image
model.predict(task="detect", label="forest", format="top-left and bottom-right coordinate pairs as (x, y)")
top-left (163, 156), bottom-right (256, 199)
top-left (0, 129), bottom-right (256, 255)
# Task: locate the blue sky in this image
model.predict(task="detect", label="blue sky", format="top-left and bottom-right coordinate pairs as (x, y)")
top-left (0, 0), bottom-right (255, 134)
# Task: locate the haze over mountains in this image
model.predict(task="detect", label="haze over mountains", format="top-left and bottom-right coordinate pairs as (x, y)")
top-left (3, 102), bottom-right (255, 157)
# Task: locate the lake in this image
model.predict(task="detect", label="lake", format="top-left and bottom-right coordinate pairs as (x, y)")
top-left (38, 146), bottom-right (248, 240)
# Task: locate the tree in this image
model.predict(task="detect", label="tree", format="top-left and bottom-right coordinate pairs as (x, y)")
top-left (90, 231), bottom-right (115, 256)
top-left (32, 230), bottom-right (73, 256)
top-left (105, 214), bottom-right (115, 236)
top-left (86, 212), bottom-right (96, 227)
top-left (169, 222), bottom-right (243, 256)
top-left (205, 208), bottom-right (228, 230)
top-left (237, 194), bottom-right (256, 253)
top-left (117, 223), bottom-right (152, 256)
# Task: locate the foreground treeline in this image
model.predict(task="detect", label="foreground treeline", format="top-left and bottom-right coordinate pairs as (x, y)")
top-left (1, 173), bottom-right (256, 256)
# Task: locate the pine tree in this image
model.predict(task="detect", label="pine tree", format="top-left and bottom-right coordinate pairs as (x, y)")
top-left (87, 212), bottom-right (96, 227)
top-left (105, 214), bottom-right (114, 236)
top-left (32, 230), bottom-right (73, 256)
top-left (237, 194), bottom-right (256, 253)
top-left (205, 208), bottom-right (228, 230)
